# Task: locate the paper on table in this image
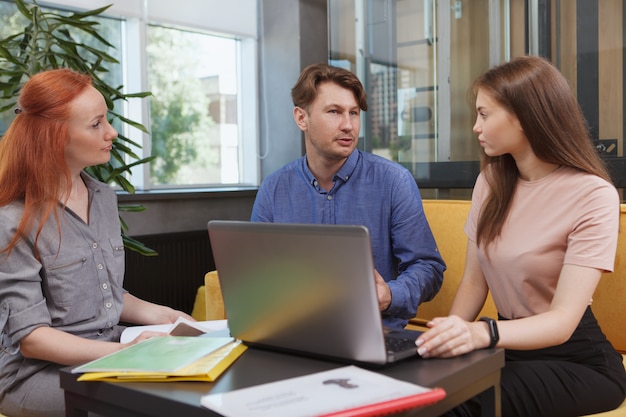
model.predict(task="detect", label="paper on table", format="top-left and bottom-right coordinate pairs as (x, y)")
top-left (200, 365), bottom-right (446, 417)
top-left (119, 318), bottom-right (229, 343)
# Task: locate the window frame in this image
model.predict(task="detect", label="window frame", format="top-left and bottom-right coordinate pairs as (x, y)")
top-left (10, 0), bottom-right (260, 191)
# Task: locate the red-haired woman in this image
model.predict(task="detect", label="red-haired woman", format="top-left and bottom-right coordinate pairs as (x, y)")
top-left (0, 68), bottom-right (194, 417)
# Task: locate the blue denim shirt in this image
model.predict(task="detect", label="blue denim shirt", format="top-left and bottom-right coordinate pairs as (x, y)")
top-left (251, 150), bottom-right (446, 329)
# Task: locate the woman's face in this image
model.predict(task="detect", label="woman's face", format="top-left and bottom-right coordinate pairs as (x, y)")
top-left (473, 89), bottom-right (529, 159)
top-left (65, 85), bottom-right (118, 173)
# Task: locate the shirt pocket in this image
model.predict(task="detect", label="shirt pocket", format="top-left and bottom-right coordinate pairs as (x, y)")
top-left (103, 236), bottom-right (125, 286)
top-left (0, 300), bottom-right (18, 354)
top-left (41, 251), bottom-right (91, 307)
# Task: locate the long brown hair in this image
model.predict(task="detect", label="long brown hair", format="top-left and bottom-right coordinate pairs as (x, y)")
top-left (0, 68), bottom-right (93, 257)
top-left (473, 55), bottom-right (612, 247)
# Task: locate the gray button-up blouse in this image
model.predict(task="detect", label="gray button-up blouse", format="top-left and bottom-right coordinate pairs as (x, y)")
top-left (0, 172), bottom-right (126, 392)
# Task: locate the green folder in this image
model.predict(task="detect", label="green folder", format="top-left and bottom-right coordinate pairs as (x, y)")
top-left (72, 336), bottom-right (233, 374)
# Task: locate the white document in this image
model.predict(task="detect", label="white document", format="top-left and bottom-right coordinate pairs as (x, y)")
top-left (120, 318), bottom-right (229, 343)
top-left (200, 365), bottom-right (439, 417)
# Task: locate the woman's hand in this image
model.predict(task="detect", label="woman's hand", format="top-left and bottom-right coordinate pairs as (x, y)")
top-left (415, 315), bottom-right (491, 358)
top-left (122, 330), bottom-right (168, 348)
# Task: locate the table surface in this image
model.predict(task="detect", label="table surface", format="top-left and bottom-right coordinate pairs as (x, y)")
top-left (61, 346), bottom-right (504, 417)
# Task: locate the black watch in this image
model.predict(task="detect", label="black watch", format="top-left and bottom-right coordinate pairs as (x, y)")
top-left (478, 316), bottom-right (499, 349)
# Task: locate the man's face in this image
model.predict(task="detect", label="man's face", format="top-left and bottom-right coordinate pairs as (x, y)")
top-left (293, 81), bottom-right (360, 164)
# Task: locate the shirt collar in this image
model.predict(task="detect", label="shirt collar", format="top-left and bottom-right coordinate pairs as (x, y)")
top-left (334, 149), bottom-right (359, 183)
top-left (80, 171), bottom-right (101, 194)
top-left (302, 150), bottom-right (360, 188)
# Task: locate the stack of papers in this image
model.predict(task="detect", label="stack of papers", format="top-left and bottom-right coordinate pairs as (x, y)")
top-left (119, 318), bottom-right (229, 343)
top-left (73, 318), bottom-right (246, 382)
top-left (201, 365), bottom-right (445, 417)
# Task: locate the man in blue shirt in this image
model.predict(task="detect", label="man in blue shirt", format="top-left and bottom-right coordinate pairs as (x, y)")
top-left (251, 63), bottom-right (445, 329)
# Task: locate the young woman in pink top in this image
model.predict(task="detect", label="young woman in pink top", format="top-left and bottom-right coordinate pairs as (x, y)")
top-left (415, 56), bottom-right (626, 416)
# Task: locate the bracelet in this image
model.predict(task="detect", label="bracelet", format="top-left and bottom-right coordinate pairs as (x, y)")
top-left (478, 316), bottom-right (499, 349)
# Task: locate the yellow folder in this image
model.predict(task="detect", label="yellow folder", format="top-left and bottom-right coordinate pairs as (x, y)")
top-left (77, 340), bottom-right (247, 382)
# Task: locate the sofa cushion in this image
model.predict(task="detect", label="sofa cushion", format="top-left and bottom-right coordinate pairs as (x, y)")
top-left (409, 200), bottom-right (497, 327)
top-left (591, 204), bottom-right (626, 353)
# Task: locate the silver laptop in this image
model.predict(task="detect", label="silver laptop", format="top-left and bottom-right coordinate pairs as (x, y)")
top-left (207, 220), bottom-right (422, 366)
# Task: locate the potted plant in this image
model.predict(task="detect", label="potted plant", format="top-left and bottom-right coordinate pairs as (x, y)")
top-left (0, 0), bottom-right (156, 255)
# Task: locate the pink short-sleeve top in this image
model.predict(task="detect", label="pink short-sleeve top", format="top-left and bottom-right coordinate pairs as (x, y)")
top-left (465, 166), bottom-right (620, 319)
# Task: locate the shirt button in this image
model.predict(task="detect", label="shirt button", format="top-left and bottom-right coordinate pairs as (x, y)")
top-left (98, 264), bottom-right (104, 270)
top-left (92, 242), bottom-right (98, 249)
top-left (105, 302), bottom-right (112, 309)
top-left (102, 283), bottom-right (108, 290)
top-left (327, 195), bottom-right (333, 201)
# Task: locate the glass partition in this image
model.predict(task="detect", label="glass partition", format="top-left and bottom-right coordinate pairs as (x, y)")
top-left (328, 0), bottom-right (625, 200)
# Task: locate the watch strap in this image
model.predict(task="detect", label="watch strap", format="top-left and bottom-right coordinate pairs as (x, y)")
top-left (478, 316), bottom-right (499, 349)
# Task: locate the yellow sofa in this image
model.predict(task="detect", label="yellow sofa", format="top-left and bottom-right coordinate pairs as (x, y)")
top-left (193, 200), bottom-right (626, 415)
top-left (191, 270), bottom-right (225, 321)
top-left (408, 200), bottom-right (497, 328)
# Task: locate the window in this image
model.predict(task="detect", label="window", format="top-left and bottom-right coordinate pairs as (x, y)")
top-left (0, 0), bottom-right (259, 191)
top-left (146, 26), bottom-right (241, 187)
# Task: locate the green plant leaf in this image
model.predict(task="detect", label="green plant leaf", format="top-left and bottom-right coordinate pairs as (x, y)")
top-left (14, 0), bottom-right (33, 20)
top-left (114, 132), bottom-right (145, 150)
top-left (110, 141), bottom-right (140, 159)
top-left (118, 205), bottom-right (148, 213)
top-left (115, 113), bottom-right (150, 134)
top-left (55, 40), bottom-right (119, 64)
top-left (113, 175), bottom-right (136, 193)
top-left (107, 158), bottom-right (153, 178)
top-left (122, 235), bottom-right (158, 256)
top-left (70, 4), bottom-right (114, 20)
top-left (121, 91), bottom-right (152, 99)
top-left (0, 46), bottom-right (23, 65)
top-left (0, 101), bottom-right (18, 113)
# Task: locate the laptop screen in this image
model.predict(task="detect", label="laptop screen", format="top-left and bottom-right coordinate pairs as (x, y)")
top-left (208, 220), bottom-right (391, 365)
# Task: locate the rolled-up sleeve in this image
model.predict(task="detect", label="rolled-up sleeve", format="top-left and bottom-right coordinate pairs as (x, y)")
top-left (0, 208), bottom-right (52, 350)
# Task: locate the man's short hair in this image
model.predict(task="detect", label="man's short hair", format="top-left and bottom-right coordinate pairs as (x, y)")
top-left (291, 63), bottom-right (368, 112)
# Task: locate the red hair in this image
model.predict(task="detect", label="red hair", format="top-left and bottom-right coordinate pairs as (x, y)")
top-left (0, 68), bottom-right (93, 257)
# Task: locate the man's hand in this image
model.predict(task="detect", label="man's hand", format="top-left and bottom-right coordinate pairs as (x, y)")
top-left (374, 269), bottom-right (392, 311)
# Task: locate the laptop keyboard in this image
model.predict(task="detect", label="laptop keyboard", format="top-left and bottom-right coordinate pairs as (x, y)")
top-left (385, 335), bottom-right (417, 354)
